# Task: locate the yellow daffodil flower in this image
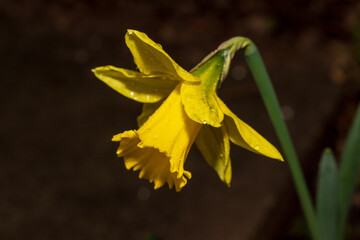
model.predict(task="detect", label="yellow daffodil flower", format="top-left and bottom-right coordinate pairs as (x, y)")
top-left (93, 30), bottom-right (283, 192)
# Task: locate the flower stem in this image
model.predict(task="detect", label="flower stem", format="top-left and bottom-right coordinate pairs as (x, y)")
top-left (240, 39), bottom-right (321, 240)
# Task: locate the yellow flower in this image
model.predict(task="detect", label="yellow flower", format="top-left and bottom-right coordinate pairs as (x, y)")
top-left (93, 30), bottom-right (283, 191)
top-left (112, 84), bottom-right (200, 191)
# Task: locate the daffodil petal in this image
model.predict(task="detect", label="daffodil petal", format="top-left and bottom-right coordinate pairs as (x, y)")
top-left (180, 49), bottom-right (229, 127)
top-left (112, 130), bottom-right (190, 192)
top-left (125, 30), bottom-right (199, 83)
top-left (217, 97), bottom-right (284, 161)
top-left (138, 84), bottom-right (201, 181)
top-left (181, 83), bottom-right (223, 127)
top-left (195, 125), bottom-right (232, 185)
top-left (93, 65), bottom-right (177, 103)
top-left (137, 101), bottom-right (163, 127)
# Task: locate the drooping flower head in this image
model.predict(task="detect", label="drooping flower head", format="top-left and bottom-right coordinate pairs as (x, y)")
top-left (93, 30), bottom-right (283, 191)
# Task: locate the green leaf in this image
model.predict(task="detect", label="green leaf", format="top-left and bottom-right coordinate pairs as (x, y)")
top-left (195, 125), bottom-right (231, 185)
top-left (316, 148), bottom-right (339, 240)
top-left (93, 65), bottom-right (178, 103)
top-left (339, 103), bottom-right (360, 239)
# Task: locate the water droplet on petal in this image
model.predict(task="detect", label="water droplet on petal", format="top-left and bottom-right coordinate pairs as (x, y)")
top-left (254, 145), bottom-right (260, 150)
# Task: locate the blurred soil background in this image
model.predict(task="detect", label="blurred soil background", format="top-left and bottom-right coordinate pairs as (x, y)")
top-left (1, 0), bottom-right (360, 239)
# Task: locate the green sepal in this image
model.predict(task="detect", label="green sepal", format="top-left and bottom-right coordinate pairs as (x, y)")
top-left (195, 124), bottom-right (231, 185)
top-left (191, 36), bottom-right (250, 85)
top-left (93, 65), bottom-right (178, 103)
top-left (316, 148), bottom-right (339, 240)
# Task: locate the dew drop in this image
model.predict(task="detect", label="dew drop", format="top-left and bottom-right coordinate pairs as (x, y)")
top-left (254, 145), bottom-right (260, 150)
top-left (130, 92), bottom-right (134, 96)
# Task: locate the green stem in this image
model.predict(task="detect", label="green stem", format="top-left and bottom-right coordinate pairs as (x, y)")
top-left (241, 40), bottom-right (321, 240)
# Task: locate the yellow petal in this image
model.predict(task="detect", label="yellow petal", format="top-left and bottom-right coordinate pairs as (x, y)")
top-left (180, 82), bottom-right (223, 127)
top-left (113, 84), bottom-right (201, 191)
top-left (112, 131), bottom-right (190, 191)
top-left (217, 97), bottom-right (284, 161)
top-left (125, 30), bottom-right (199, 83)
top-left (181, 50), bottom-right (228, 127)
top-left (93, 65), bottom-right (177, 103)
top-left (137, 101), bottom-right (163, 127)
top-left (138, 84), bottom-right (201, 178)
top-left (195, 125), bottom-right (232, 185)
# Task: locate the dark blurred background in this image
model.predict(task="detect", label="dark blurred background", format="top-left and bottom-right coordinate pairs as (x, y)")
top-left (1, 0), bottom-right (360, 239)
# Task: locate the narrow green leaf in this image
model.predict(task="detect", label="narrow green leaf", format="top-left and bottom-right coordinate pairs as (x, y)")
top-left (316, 148), bottom-right (339, 240)
top-left (339, 103), bottom-right (360, 239)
